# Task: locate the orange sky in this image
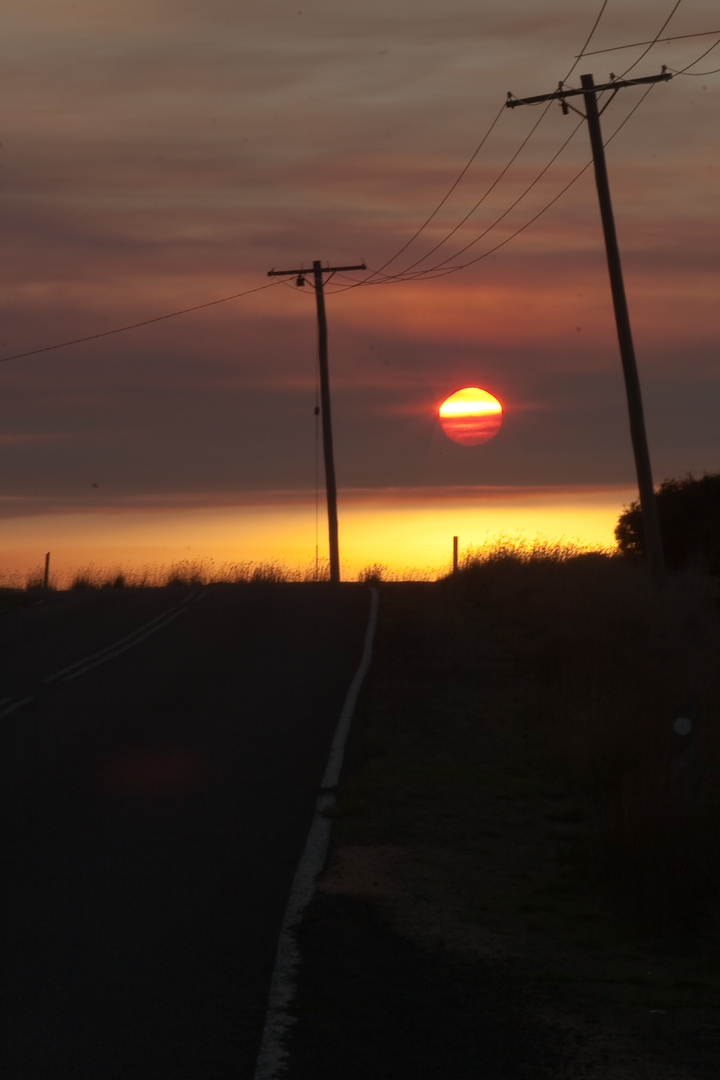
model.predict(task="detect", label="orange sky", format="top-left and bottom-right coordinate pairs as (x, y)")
top-left (0, 486), bottom-right (633, 586)
top-left (2, 1), bottom-right (718, 581)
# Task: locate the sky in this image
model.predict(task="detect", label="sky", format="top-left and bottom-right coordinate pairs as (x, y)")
top-left (2, 0), bottom-right (718, 580)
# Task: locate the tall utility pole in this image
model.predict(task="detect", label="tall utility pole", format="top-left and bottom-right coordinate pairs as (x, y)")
top-left (507, 71), bottom-right (670, 581)
top-left (267, 260), bottom-right (366, 584)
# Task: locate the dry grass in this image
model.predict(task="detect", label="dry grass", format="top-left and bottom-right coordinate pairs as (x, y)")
top-left (2, 555), bottom-right (442, 592)
top-left (451, 540), bottom-right (720, 936)
top-left (2, 556), bottom-right (336, 591)
top-left (326, 540), bottom-right (720, 1044)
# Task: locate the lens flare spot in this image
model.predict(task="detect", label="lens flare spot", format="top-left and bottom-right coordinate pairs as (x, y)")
top-left (438, 387), bottom-right (503, 446)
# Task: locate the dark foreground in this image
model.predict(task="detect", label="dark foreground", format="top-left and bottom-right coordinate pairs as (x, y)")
top-left (0, 584), bottom-right (371, 1080)
top-left (284, 581), bottom-right (720, 1080)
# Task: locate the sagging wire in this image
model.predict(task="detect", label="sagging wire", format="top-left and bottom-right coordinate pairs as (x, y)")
top-left (1, 278), bottom-right (287, 364)
top-left (617, 0), bottom-right (685, 78)
top-left (332, 0), bottom-right (612, 292)
top-left (666, 34), bottom-right (720, 74)
top-left (404, 76), bottom-right (664, 282)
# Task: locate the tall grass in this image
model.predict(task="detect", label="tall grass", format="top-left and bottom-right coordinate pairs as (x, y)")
top-left (6, 555), bottom-right (441, 591)
top-left (450, 538), bottom-right (720, 935)
top-left (5, 556), bottom-right (336, 591)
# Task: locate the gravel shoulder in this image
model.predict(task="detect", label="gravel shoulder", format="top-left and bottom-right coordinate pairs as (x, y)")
top-left (284, 582), bottom-right (720, 1079)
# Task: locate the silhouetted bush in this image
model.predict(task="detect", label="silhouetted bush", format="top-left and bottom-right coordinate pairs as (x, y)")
top-left (358, 563), bottom-right (386, 583)
top-left (615, 473), bottom-right (720, 573)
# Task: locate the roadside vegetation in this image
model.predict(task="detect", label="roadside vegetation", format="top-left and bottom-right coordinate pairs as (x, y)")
top-left (1, 555), bottom-right (440, 592)
top-left (326, 538), bottom-right (720, 1049)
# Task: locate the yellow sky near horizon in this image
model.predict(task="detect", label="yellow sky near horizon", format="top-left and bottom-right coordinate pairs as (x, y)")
top-left (0, 486), bottom-right (632, 584)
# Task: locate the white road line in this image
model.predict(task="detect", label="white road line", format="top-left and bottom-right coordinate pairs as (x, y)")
top-left (0, 696), bottom-right (37, 719)
top-left (1, 593), bottom-right (207, 720)
top-left (44, 608), bottom-right (182, 683)
top-left (58, 609), bottom-right (188, 682)
top-left (253, 586), bottom-right (380, 1080)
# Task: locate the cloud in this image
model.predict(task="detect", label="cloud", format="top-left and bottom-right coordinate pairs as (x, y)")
top-left (1, 0), bottom-right (717, 542)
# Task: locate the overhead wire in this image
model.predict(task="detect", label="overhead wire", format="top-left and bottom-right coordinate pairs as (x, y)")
top-left (666, 35), bottom-right (720, 74)
top-left (359, 115), bottom-right (586, 283)
top-left (334, 0), bottom-right (611, 291)
top-left (616, 0), bottom-right (685, 78)
top-left (365, 103), bottom-right (566, 282)
top-left (563, 0), bottom-right (610, 80)
top-left (578, 29), bottom-right (720, 57)
top-left (405, 75), bottom-right (664, 282)
top-left (361, 100), bottom-right (508, 282)
top-left (330, 0), bottom-right (685, 292)
top-left (4, 0), bottom-right (706, 358)
top-left (0, 278), bottom-right (287, 364)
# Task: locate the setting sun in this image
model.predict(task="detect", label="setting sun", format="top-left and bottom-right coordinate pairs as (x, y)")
top-left (438, 387), bottom-right (503, 446)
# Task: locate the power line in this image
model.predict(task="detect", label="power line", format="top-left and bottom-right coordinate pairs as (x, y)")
top-left (670, 62), bottom-right (720, 75)
top-left (565, 0), bottom-right (610, 79)
top-left (342, 0), bottom-right (612, 290)
top-left (577, 28), bottom-right (720, 57)
top-left (368, 104), bottom-right (571, 281)
top-left (355, 75), bottom-right (661, 286)
top-left (0, 279), bottom-right (286, 364)
top-left (666, 35), bottom-right (720, 74)
top-left (617, 0), bottom-right (684, 78)
top-left (362, 100), bottom-right (507, 282)
top-left (390, 116), bottom-right (586, 278)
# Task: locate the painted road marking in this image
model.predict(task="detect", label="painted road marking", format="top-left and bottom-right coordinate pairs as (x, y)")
top-left (253, 586), bottom-right (380, 1080)
top-left (0, 696), bottom-right (37, 719)
top-left (1, 591), bottom-right (206, 718)
top-left (45, 591), bottom-right (205, 684)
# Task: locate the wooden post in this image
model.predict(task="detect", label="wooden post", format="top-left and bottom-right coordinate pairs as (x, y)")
top-left (44, 552), bottom-right (50, 590)
top-left (453, 536), bottom-right (458, 574)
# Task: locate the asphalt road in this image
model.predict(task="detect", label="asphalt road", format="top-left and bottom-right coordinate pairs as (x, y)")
top-left (0, 583), bottom-right (372, 1080)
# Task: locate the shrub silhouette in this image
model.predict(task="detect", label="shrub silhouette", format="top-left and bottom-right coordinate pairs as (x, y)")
top-left (615, 472), bottom-right (720, 573)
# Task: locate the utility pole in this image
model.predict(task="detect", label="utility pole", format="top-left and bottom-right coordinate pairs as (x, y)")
top-left (507, 71), bottom-right (670, 581)
top-left (267, 260), bottom-right (366, 584)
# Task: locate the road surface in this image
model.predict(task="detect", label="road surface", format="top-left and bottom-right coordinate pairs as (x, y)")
top-left (0, 583), bottom-right (372, 1080)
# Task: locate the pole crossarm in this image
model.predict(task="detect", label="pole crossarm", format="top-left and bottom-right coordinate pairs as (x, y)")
top-left (268, 264), bottom-right (366, 277)
top-left (505, 69), bottom-right (671, 108)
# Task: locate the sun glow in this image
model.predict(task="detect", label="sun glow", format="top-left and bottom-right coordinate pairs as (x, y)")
top-left (438, 387), bottom-right (503, 446)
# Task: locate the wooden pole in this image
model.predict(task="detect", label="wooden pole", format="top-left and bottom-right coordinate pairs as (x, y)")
top-left (267, 259), bottom-right (366, 585)
top-left (453, 536), bottom-right (458, 574)
top-left (44, 551), bottom-right (50, 590)
top-left (312, 261), bottom-right (340, 584)
top-left (580, 74), bottom-right (665, 581)
top-left (506, 72), bottom-right (669, 581)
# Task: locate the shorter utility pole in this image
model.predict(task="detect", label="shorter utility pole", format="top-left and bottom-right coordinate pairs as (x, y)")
top-left (267, 260), bottom-right (365, 584)
top-left (507, 71), bottom-right (670, 581)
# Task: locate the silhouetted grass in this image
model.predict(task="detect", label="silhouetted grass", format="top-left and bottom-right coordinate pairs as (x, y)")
top-left (448, 541), bottom-right (720, 936)
top-left (327, 548), bottom-right (720, 1039)
top-left (10, 553), bottom-right (441, 591)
